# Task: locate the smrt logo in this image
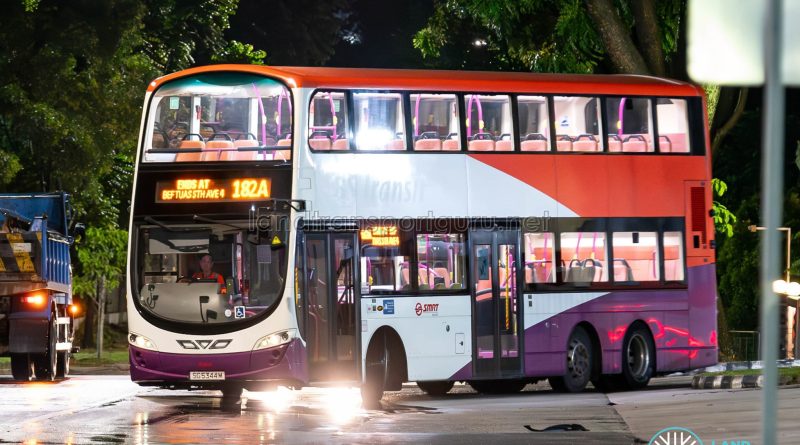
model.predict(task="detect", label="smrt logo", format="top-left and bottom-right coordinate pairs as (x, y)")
top-left (415, 302), bottom-right (439, 316)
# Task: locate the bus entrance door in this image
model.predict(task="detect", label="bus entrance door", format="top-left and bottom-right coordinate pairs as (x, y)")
top-left (303, 232), bottom-right (360, 383)
top-left (470, 228), bottom-right (523, 379)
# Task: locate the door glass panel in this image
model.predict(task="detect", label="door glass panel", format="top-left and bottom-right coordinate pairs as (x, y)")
top-left (498, 243), bottom-right (518, 358)
top-left (334, 237), bottom-right (355, 361)
top-left (306, 238), bottom-right (329, 362)
top-left (473, 244), bottom-right (494, 360)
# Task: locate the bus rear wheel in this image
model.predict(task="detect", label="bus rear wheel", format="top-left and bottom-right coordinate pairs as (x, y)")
top-left (620, 324), bottom-right (655, 390)
top-left (549, 326), bottom-right (592, 393)
top-left (10, 354), bottom-right (34, 381)
top-left (417, 380), bottom-right (454, 396)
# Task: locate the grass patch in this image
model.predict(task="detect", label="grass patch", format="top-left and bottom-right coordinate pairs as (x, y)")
top-left (0, 349), bottom-right (128, 368)
top-left (72, 349), bottom-right (129, 366)
top-left (702, 367), bottom-right (800, 377)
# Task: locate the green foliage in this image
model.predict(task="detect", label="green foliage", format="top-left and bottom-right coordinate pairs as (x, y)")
top-left (712, 178), bottom-right (737, 238)
top-left (212, 40), bottom-right (266, 65)
top-left (413, 0), bottom-right (681, 73)
top-left (73, 226), bottom-right (128, 299)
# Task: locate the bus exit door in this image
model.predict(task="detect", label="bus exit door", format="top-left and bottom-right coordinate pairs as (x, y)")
top-left (470, 228), bottom-right (523, 379)
top-left (303, 232), bottom-right (360, 382)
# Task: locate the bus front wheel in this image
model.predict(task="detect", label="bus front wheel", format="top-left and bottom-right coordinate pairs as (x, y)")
top-left (362, 335), bottom-right (390, 408)
top-left (549, 326), bottom-right (593, 393)
top-left (417, 380), bottom-right (454, 396)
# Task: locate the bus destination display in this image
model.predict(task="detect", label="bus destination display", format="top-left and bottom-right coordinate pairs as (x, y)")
top-left (156, 178), bottom-right (271, 203)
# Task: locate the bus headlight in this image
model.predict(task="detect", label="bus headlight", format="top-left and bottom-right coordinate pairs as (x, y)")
top-left (253, 329), bottom-right (296, 350)
top-left (129, 333), bottom-right (157, 351)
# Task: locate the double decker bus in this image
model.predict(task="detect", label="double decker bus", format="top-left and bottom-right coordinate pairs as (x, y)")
top-left (127, 66), bottom-right (717, 403)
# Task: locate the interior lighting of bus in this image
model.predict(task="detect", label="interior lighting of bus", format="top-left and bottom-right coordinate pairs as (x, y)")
top-left (360, 226), bottom-right (400, 246)
top-left (155, 178), bottom-right (271, 203)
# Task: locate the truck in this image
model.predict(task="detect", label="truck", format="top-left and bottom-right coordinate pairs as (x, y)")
top-left (0, 192), bottom-right (79, 381)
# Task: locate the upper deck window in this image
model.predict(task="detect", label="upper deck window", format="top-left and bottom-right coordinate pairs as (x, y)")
top-left (308, 91), bottom-right (349, 150)
top-left (411, 94), bottom-right (460, 151)
top-left (656, 98), bottom-right (691, 153)
top-left (518, 96), bottom-right (551, 152)
top-left (464, 94), bottom-right (513, 151)
top-left (605, 97), bottom-right (654, 153)
top-left (553, 96), bottom-right (602, 152)
top-left (353, 92), bottom-right (406, 151)
top-left (143, 73), bottom-right (293, 163)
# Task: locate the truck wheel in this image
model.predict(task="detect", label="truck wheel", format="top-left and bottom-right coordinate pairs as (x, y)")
top-left (34, 315), bottom-right (57, 381)
top-left (10, 354), bottom-right (34, 381)
top-left (56, 351), bottom-right (70, 379)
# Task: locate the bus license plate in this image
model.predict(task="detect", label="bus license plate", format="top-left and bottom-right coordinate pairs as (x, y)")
top-left (190, 371), bottom-right (225, 381)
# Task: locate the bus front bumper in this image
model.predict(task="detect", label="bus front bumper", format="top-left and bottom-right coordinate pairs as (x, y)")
top-left (129, 338), bottom-right (307, 390)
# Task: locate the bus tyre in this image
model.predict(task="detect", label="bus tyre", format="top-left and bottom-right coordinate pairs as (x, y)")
top-left (10, 354), bottom-right (34, 381)
top-left (620, 324), bottom-right (655, 390)
top-left (417, 380), bottom-right (454, 396)
top-left (362, 336), bottom-right (389, 408)
top-left (33, 315), bottom-right (57, 381)
top-left (549, 326), bottom-right (592, 393)
top-left (56, 351), bottom-right (70, 379)
top-left (221, 385), bottom-right (243, 409)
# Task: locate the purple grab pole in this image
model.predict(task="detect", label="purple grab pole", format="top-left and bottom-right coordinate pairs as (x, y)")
top-left (328, 94), bottom-right (336, 139)
top-left (252, 83), bottom-right (267, 146)
top-left (618, 97), bottom-right (626, 138)
top-left (466, 95), bottom-right (484, 138)
top-left (414, 95), bottom-right (421, 137)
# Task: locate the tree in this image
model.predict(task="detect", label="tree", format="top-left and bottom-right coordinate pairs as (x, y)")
top-left (73, 227), bottom-right (128, 356)
top-left (226, 0), bottom-right (351, 66)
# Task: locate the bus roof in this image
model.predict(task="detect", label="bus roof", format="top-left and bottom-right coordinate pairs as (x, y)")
top-left (148, 65), bottom-right (703, 97)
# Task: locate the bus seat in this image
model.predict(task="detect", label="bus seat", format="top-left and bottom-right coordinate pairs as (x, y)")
top-left (442, 138), bottom-right (460, 151)
top-left (573, 135), bottom-right (598, 152)
top-left (607, 135), bottom-right (622, 152)
top-left (622, 135), bottom-right (648, 152)
top-left (433, 267), bottom-right (452, 287)
top-left (384, 139), bottom-right (406, 150)
top-left (495, 140), bottom-right (513, 151)
top-left (277, 138), bottom-right (292, 146)
top-left (659, 135), bottom-right (673, 152)
top-left (468, 140), bottom-right (494, 151)
top-left (521, 140), bottom-right (548, 151)
top-left (204, 140), bottom-right (233, 161)
top-left (415, 138), bottom-right (442, 151)
top-left (332, 138), bottom-right (349, 150)
top-left (175, 139), bottom-right (205, 162)
top-left (309, 137), bottom-right (332, 150)
top-left (661, 133), bottom-right (688, 152)
top-left (275, 149), bottom-right (292, 161)
top-left (556, 135), bottom-right (572, 151)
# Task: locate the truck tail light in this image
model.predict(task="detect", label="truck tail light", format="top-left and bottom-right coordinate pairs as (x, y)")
top-left (22, 293), bottom-right (46, 307)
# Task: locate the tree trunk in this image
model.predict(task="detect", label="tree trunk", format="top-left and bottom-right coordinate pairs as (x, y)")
top-left (630, 0), bottom-right (666, 77)
top-left (584, 0), bottom-right (650, 74)
top-left (711, 87), bottom-right (749, 155)
top-left (96, 276), bottom-right (106, 359)
top-left (81, 296), bottom-right (95, 349)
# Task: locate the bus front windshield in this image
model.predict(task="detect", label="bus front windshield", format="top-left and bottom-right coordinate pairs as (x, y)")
top-left (143, 73), bottom-right (293, 163)
top-left (136, 221), bottom-right (288, 324)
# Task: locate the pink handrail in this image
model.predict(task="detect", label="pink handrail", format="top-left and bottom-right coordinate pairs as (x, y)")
top-left (466, 94), bottom-right (483, 138)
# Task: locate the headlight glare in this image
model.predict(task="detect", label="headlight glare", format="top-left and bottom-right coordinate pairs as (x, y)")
top-left (253, 329), bottom-right (296, 350)
top-left (129, 333), bottom-right (157, 351)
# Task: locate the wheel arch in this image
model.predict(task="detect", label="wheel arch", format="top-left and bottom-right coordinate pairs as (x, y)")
top-left (573, 321), bottom-right (602, 381)
top-left (365, 325), bottom-right (408, 390)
